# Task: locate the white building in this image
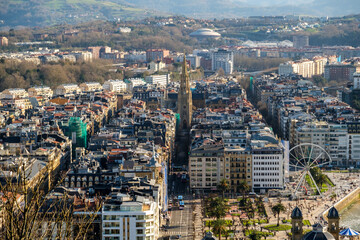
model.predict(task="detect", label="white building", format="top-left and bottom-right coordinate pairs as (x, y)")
top-left (0, 88), bottom-right (28, 99)
top-left (73, 51), bottom-right (93, 62)
top-left (211, 49), bottom-right (234, 75)
top-left (125, 78), bottom-right (146, 92)
top-left (145, 75), bottom-right (169, 86)
top-left (79, 82), bottom-right (103, 92)
top-left (353, 72), bottom-right (360, 90)
top-left (102, 194), bottom-right (159, 240)
top-left (186, 54), bottom-right (201, 69)
top-left (55, 84), bottom-right (81, 96)
top-left (119, 27), bottom-right (132, 33)
top-left (279, 62), bottom-right (296, 76)
top-left (148, 61), bottom-right (166, 72)
top-left (28, 86), bottom-right (53, 99)
top-left (251, 140), bottom-right (285, 194)
top-left (103, 80), bottom-right (127, 93)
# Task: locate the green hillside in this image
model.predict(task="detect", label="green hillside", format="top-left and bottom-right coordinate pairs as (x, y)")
top-left (0, 0), bottom-right (161, 28)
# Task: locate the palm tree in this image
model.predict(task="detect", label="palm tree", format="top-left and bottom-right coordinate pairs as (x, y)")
top-left (206, 197), bottom-right (229, 220)
top-left (271, 203), bottom-right (286, 226)
top-left (217, 179), bottom-right (230, 198)
top-left (212, 219), bottom-right (227, 240)
top-left (237, 180), bottom-right (250, 198)
top-left (249, 232), bottom-right (262, 240)
top-left (317, 174), bottom-right (328, 191)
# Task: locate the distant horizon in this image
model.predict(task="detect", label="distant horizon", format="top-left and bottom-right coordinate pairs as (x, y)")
top-left (0, 0), bottom-right (359, 28)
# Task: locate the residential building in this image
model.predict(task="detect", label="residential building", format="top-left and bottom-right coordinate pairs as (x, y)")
top-left (146, 49), bottom-right (170, 62)
top-left (148, 61), bottom-right (166, 72)
top-left (0, 88), bottom-right (28, 99)
top-left (189, 138), bottom-right (225, 191)
top-left (353, 72), bottom-right (360, 90)
top-left (251, 137), bottom-right (284, 194)
top-left (28, 86), bottom-right (53, 99)
top-left (145, 75), bottom-right (169, 86)
top-left (324, 64), bottom-right (356, 81)
top-left (79, 82), bottom-right (103, 92)
top-left (293, 35), bottom-right (309, 49)
top-left (102, 195), bottom-right (159, 240)
top-left (0, 36), bottom-right (8, 47)
top-left (55, 84), bottom-right (81, 96)
top-left (211, 49), bottom-right (234, 74)
top-left (103, 80), bottom-right (127, 93)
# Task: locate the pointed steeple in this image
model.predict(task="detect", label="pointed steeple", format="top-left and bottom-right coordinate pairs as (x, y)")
top-left (182, 54), bottom-right (188, 78)
top-left (181, 54), bottom-right (190, 94)
top-left (177, 53), bottom-right (193, 130)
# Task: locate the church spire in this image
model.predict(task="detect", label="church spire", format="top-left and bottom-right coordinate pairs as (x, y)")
top-left (178, 53), bottom-right (192, 130)
top-left (182, 54), bottom-right (188, 77)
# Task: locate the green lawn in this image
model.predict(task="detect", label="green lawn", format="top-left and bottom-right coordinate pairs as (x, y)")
top-left (245, 229), bottom-right (274, 237)
top-left (264, 224), bottom-right (292, 231)
top-left (303, 220), bottom-right (311, 226)
top-left (205, 220), bottom-right (233, 227)
top-left (284, 219), bottom-right (311, 226)
top-left (242, 219), bottom-right (267, 225)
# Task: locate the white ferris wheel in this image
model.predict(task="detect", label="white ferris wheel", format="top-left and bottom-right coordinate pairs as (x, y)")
top-left (289, 143), bottom-right (332, 197)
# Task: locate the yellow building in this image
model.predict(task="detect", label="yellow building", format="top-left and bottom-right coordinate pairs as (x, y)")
top-left (225, 148), bottom-right (252, 192)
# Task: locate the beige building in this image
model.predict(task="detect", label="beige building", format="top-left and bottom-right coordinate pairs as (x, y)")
top-left (225, 148), bottom-right (252, 192)
top-left (103, 80), bottom-right (127, 93)
top-left (28, 86), bottom-right (53, 99)
top-left (0, 36), bottom-right (8, 47)
top-left (55, 84), bottom-right (81, 96)
top-left (0, 88), bottom-right (28, 99)
top-left (79, 82), bottom-right (103, 92)
top-left (313, 57), bottom-right (327, 76)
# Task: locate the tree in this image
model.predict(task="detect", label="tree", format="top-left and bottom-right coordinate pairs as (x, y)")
top-left (212, 219), bottom-right (227, 240)
top-left (312, 75), bottom-right (327, 87)
top-left (237, 180), bottom-right (250, 199)
top-left (0, 159), bottom-right (100, 239)
top-left (249, 232), bottom-right (262, 240)
top-left (217, 68), bottom-right (225, 77)
top-left (271, 203), bottom-right (286, 226)
top-left (206, 197), bottom-right (229, 220)
top-left (217, 179), bottom-right (230, 198)
top-left (317, 174), bottom-right (328, 191)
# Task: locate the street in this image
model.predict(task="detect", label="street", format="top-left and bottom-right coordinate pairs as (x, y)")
top-left (160, 130), bottom-right (195, 239)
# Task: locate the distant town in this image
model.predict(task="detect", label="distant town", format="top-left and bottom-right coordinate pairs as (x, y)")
top-left (0, 13), bottom-right (359, 240)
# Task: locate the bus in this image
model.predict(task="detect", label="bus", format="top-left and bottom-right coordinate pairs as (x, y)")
top-left (179, 201), bottom-right (184, 210)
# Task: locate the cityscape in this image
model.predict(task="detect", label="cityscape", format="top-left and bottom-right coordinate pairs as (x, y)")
top-left (0, 1), bottom-right (360, 240)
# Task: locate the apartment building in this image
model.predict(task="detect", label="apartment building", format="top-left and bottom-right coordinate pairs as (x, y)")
top-left (79, 82), bottom-right (103, 92)
top-left (211, 49), bottom-right (234, 74)
top-left (144, 75), bottom-right (170, 86)
top-left (102, 195), bottom-right (159, 240)
top-left (189, 138), bottom-right (225, 191)
top-left (251, 139), bottom-right (284, 194)
top-left (146, 49), bottom-right (170, 62)
top-left (0, 88), bottom-right (28, 99)
top-left (103, 80), bottom-right (127, 93)
top-left (55, 84), bottom-right (81, 96)
top-left (353, 72), bottom-right (360, 90)
top-left (225, 147), bottom-right (252, 192)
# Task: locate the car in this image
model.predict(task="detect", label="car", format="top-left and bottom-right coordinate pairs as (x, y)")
top-left (177, 195), bottom-right (183, 200)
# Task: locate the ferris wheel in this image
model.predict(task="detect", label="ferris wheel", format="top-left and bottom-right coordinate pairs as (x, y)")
top-left (289, 143), bottom-right (332, 197)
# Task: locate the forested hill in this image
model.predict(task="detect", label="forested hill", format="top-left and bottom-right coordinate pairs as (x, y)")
top-left (1, 0), bottom-right (360, 28)
top-left (123, 0), bottom-right (360, 18)
top-left (0, 0), bottom-right (161, 28)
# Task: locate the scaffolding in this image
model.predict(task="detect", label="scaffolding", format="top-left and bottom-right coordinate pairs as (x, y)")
top-left (64, 117), bottom-right (87, 148)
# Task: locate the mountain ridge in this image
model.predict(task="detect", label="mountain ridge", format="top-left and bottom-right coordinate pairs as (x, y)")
top-left (0, 0), bottom-right (359, 28)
